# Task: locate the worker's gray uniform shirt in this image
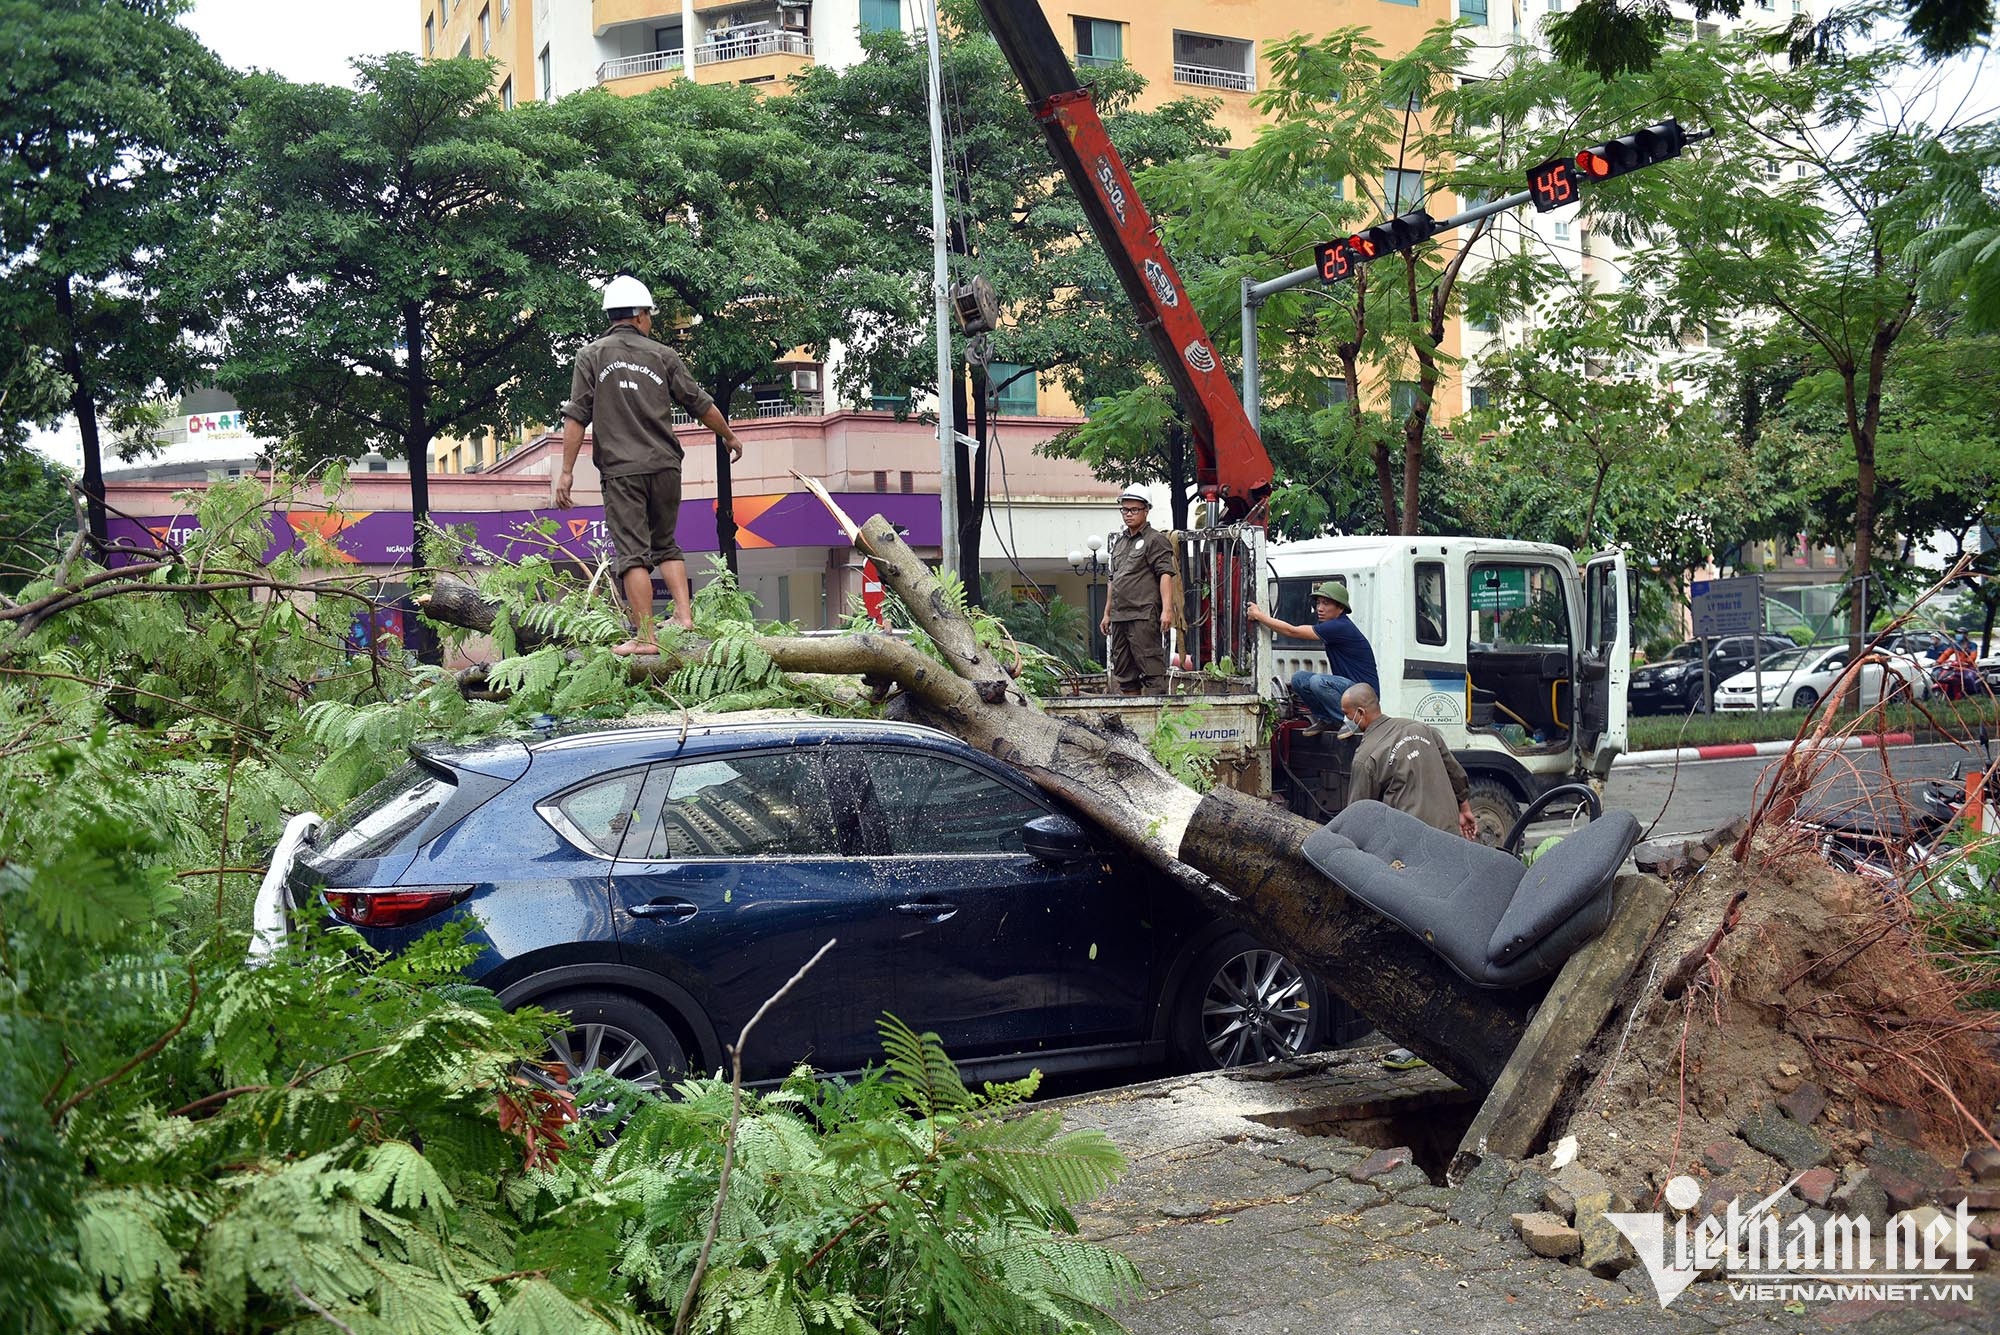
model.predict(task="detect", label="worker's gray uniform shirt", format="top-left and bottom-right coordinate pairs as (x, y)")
top-left (560, 324), bottom-right (715, 477)
top-left (1346, 716), bottom-right (1471, 835)
top-left (1106, 522), bottom-right (1175, 621)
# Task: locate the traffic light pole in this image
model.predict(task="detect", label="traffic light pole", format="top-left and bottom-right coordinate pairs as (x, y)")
top-left (1238, 186), bottom-right (1533, 423)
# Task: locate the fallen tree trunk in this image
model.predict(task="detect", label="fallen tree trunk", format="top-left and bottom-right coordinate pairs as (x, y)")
top-left (420, 520), bottom-right (1534, 1091)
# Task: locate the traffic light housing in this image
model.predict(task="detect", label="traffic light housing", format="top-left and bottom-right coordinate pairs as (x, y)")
top-left (1575, 118), bottom-right (1687, 182)
top-left (1314, 210), bottom-right (1440, 283)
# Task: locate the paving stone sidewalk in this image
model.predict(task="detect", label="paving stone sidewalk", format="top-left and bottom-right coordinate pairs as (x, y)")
top-left (1043, 1048), bottom-right (1999, 1335)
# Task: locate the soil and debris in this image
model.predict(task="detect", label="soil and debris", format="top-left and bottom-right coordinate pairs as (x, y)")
top-left (1506, 817), bottom-right (2000, 1278)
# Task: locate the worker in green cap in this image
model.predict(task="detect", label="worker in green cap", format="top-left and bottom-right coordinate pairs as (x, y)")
top-left (1248, 581), bottom-right (1380, 737)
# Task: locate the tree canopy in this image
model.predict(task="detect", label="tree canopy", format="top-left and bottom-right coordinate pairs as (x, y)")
top-left (0, 0), bottom-right (233, 540)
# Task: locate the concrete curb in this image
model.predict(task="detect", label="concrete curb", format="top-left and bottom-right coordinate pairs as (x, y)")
top-left (1615, 731), bottom-right (1918, 767)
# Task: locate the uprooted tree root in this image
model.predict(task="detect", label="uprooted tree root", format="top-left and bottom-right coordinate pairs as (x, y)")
top-left (1551, 817), bottom-right (1999, 1207)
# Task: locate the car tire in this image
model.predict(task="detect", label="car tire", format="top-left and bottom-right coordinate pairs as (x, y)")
top-left (534, 988), bottom-right (689, 1096)
top-left (1171, 932), bottom-right (1327, 1070)
top-left (1465, 776), bottom-right (1521, 848)
top-left (1790, 687), bottom-right (1819, 710)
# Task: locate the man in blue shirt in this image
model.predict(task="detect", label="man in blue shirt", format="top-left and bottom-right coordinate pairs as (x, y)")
top-left (1248, 581), bottom-right (1380, 737)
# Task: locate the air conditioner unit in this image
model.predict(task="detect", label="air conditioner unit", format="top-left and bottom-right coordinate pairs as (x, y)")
top-left (792, 368), bottom-right (820, 392)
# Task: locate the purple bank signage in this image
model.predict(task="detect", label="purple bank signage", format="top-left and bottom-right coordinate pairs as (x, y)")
top-left (108, 492), bottom-right (942, 568)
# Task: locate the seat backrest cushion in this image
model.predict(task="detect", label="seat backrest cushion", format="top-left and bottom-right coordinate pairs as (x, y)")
top-left (1302, 801), bottom-right (1527, 984)
top-left (1487, 810), bottom-right (1641, 965)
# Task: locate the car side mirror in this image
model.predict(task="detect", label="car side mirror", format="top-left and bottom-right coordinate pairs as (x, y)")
top-left (1022, 813), bottom-right (1096, 864)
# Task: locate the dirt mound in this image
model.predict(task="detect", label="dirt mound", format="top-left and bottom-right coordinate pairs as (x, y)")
top-left (1548, 832), bottom-right (2000, 1209)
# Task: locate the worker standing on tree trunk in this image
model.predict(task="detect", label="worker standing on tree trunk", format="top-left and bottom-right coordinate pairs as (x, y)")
top-left (1100, 488), bottom-right (1177, 695)
top-left (554, 275), bottom-right (745, 655)
top-left (1248, 581), bottom-right (1379, 737)
top-left (1341, 683), bottom-right (1479, 839)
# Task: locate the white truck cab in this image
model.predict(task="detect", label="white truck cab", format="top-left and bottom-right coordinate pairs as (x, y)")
top-left (1261, 536), bottom-right (1630, 835)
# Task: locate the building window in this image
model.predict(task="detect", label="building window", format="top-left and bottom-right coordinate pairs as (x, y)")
top-left (1074, 16), bottom-right (1123, 65)
top-left (654, 24), bottom-right (682, 52)
top-left (1468, 384), bottom-right (1493, 409)
top-left (1381, 0), bottom-right (1420, 7)
top-left (538, 45), bottom-right (552, 99)
top-left (500, 0), bottom-right (510, 19)
top-left (988, 362), bottom-right (1038, 416)
top-left (479, 5), bottom-right (490, 52)
top-left (900, 470), bottom-right (913, 493)
top-left (499, 77), bottom-right (513, 108)
top-left (860, 0), bottom-right (900, 35)
top-left (458, 38), bottom-right (472, 59)
top-left (1460, 0), bottom-right (1488, 22)
top-left (1386, 85), bottom-right (1422, 113)
top-left (1390, 381), bottom-right (1421, 420)
top-left (1322, 378), bottom-right (1351, 408)
top-left (1554, 219), bottom-right (1571, 239)
top-left (425, 13), bottom-right (435, 53)
top-left (1470, 309), bottom-right (1499, 333)
top-left (1173, 32), bottom-right (1254, 92)
top-left (1546, 0), bottom-right (1562, 11)
top-left (468, 437), bottom-right (482, 467)
top-left (870, 392), bottom-right (909, 413)
top-left (1384, 168), bottom-right (1424, 213)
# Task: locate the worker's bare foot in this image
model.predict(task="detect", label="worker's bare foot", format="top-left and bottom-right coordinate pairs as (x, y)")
top-left (610, 638), bottom-right (657, 657)
top-left (668, 615), bottom-right (694, 633)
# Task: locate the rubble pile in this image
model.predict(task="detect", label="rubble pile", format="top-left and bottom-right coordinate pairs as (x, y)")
top-left (1507, 828), bottom-right (2000, 1277)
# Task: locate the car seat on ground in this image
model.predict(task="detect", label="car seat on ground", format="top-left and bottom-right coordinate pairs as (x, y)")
top-left (1301, 800), bottom-right (1641, 988)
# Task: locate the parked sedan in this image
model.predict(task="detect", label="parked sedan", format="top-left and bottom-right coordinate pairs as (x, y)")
top-left (1628, 635), bottom-right (1797, 714)
top-left (1712, 644), bottom-right (1931, 712)
top-left (262, 715), bottom-right (1339, 1092)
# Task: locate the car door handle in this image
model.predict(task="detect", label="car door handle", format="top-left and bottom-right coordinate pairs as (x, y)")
top-left (893, 900), bottom-right (958, 921)
top-left (627, 898), bottom-right (697, 922)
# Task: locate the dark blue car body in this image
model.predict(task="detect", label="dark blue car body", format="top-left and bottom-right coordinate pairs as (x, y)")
top-left (285, 716), bottom-right (1329, 1083)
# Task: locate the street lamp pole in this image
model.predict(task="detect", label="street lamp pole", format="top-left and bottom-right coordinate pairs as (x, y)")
top-left (1069, 534), bottom-right (1110, 664)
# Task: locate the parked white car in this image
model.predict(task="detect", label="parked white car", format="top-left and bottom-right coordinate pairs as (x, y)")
top-left (1714, 644), bottom-right (1932, 711)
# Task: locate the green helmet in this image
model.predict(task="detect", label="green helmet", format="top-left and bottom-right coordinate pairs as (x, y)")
top-left (1312, 581), bottom-right (1351, 610)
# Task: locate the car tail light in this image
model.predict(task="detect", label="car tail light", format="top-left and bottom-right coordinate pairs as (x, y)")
top-left (324, 886), bottom-right (473, 929)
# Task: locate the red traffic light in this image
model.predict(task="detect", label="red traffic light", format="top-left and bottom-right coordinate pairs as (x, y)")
top-left (1573, 118), bottom-right (1688, 183)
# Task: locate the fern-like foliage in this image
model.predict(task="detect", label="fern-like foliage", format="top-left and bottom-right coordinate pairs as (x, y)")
top-left (2, 469), bottom-right (1143, 1333)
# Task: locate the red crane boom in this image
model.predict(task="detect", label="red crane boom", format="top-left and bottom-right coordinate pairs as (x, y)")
top-left (973, 0), bottom-right (1273, 524)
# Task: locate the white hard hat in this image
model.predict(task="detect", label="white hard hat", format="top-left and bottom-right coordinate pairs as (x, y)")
top-left (1118, 487), bottom-right (1151, 506)
top-left (602, 274), bottom-right (655, 313)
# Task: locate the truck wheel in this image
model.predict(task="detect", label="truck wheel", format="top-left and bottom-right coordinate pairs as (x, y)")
top-left (1465, 777), bottom-right (1521, 848)
top-left (1171, 932), bottom-right (1327, 1070)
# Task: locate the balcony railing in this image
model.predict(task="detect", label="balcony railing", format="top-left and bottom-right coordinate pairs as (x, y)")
top-left (671, 394), bottom-right (823, 425)
top-left (693, 31), bottom-right (812, 65)
top-left (597, 48), bottom-right (686, 82)
top-left (1173, 62), bottom-right (1254, 92)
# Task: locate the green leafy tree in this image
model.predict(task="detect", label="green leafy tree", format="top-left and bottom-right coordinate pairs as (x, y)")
top-left (0, 453), bottom-right (77, 594)
top-left (1108, 22), bottom-right (1491, 536)
top-left (198, 56), bottom-right (612, 535)
top-left (1475, 25), bottom-right (1988, 678)
top-left (0, 0), bottom-right (233, 542)
top-left (1546, 0), bottom-right (1993, 79)
top-left (786, 20), bottom-right (1227, 591)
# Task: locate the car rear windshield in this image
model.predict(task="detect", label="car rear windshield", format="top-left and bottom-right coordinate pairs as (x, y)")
top-left (316, 761), bottom-right (455, 862)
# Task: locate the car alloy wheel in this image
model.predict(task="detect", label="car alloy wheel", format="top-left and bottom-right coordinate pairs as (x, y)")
top-left (544, 1023), bottom-right (667, 1092)
top-left (1200, 947), bottom-right (1316, 1066)
top-left (526, 988), bottom-right (688, 1108)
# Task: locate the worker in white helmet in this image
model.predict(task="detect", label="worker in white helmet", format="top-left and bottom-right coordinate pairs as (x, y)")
top-left (555, 275), bottom-right (745, 653)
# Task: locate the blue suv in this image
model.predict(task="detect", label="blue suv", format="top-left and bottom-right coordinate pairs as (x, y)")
top-left (276, 715), bottom-right (1336, 1091)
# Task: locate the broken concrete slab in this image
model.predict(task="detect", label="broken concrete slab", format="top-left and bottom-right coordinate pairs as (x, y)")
top-left (1574, 1190), bottom-right (1636, 1277)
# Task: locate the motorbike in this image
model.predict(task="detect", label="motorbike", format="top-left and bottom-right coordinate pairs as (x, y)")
top-left (1801, 728), bottom-right (1996, 896)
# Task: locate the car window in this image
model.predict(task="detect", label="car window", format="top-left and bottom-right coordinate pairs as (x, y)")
top-left (1820, 652), bottom-right (1849, 672)
top-left (1469, 563), bottom-right (1570, 650)
top-left (645, 752), bottom-right (837, 859)
top-left (860, 750), bottom-right (1044, 855)
top-left (544, 769), bottom-right (646, 856)
top-left (319, 761), bottom-right (452, 861)
top-left (1760, 649), bottom-right (1811, 671)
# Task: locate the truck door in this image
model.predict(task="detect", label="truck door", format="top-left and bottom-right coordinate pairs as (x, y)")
top-left (1577, 550), bottom-right (1631, 777)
